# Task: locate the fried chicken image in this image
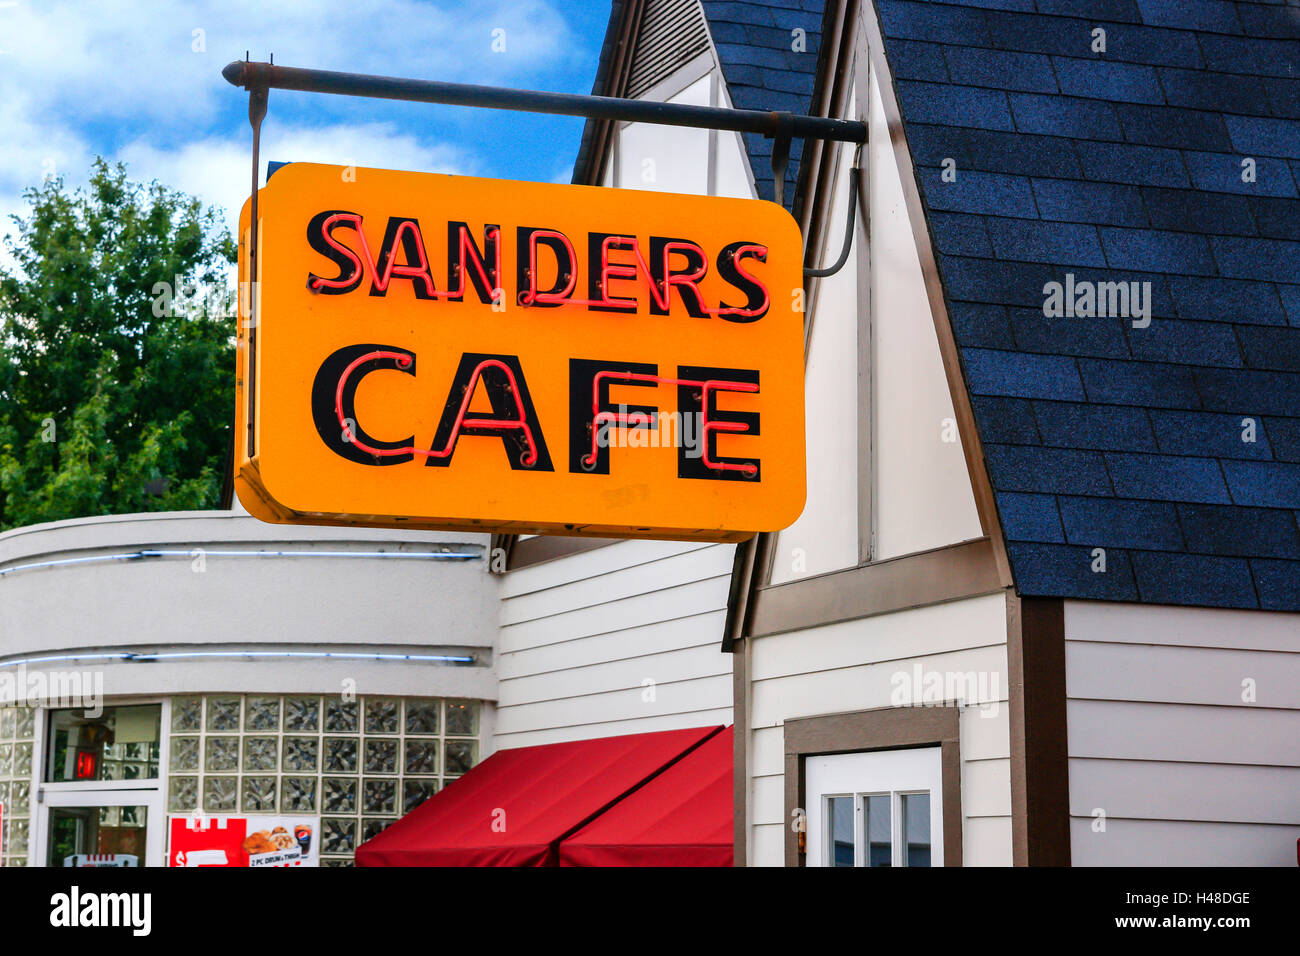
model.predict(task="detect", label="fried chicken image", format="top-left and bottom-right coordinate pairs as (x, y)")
top-left (242, 830), bottom-right (277, 855)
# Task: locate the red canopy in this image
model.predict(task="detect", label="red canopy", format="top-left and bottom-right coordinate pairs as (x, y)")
top-left (355, 725), bottom-right (723, 866)
top-left (559, 726), bottom-right (733, 867)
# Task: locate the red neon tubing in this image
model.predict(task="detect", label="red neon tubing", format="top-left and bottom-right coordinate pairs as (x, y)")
top-left (706, 243), bottom-right (769, 318)
top-left (583, 370), bottom-right (759, 476)
top-left (310, 216), bottom-right (503, 302)
top-left (334, 350), bottom-right (539, 466)
top-left (521, 236), bottom-right (768, 319)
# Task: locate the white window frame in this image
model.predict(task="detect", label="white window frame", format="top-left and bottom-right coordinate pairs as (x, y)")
top-left (805, 746), bottom-right (944, 867)
top-left (39, 697), bottom-right (169, 792)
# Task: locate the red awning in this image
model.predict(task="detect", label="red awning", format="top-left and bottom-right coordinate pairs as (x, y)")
top-left (355, 725), bottom-right (723, 866)
top-left (559, 726), bottom-right (733, 867)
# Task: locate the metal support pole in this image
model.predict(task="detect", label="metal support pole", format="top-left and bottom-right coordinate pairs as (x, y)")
top-left (222, 60), bottom-right (867, 146)
top-left (245, 80), bottom-right (267, 458)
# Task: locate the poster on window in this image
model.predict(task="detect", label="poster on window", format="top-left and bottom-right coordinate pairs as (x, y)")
top-left (168, 815), bottom-right (320, 867)
top-left (65, 853), bottom-right (138, 867)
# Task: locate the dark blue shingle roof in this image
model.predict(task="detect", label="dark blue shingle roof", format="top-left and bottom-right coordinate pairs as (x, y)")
top-left (876, 0), bottom-right (1300, 611)
top-left (700, 0), bottom-right (826, 208)
top-left (586, 0), bottom-right (1300, 613)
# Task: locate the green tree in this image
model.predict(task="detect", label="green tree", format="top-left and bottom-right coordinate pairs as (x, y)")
top-left (0, 158), bottom-right (235, 530)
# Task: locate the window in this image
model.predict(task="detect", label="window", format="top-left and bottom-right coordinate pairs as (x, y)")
top-left (0, 705), bottom-right (36, 866)
top-left (166, 694), bottom-right (483, 866)
top-left (805, 747), bottom-right (943, 867)
top-left (45, 705), bottom-right (161, 783)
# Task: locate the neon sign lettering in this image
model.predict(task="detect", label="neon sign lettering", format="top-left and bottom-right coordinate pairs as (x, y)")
top-left (310, 348), bottom-right (760, 480)
top-left (305, 212), bottom-right (770, 320)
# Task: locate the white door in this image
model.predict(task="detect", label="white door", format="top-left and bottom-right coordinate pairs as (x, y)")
top-left (805, 746), bottom-right (943, 867)
top-left (35, 788), bottom-right (165, 868)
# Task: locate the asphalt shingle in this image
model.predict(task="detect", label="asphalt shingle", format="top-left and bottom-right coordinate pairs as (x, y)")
top-left (679, 0), bottom-right (1300, 612)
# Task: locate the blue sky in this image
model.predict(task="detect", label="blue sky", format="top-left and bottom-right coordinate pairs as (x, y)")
top-left (0, 0), bottom-right (614, 245)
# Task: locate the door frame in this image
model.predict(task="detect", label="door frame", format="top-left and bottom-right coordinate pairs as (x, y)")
top-left (31, 697), bottom-right (171, 868)
top-left (35, 786), bottom-right (165, 868)
top-left (784, 703), bottom-right (963, 866)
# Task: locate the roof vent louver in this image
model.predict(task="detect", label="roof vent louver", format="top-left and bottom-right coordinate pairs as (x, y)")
top-left (625, 0), bottom-right (711, 100)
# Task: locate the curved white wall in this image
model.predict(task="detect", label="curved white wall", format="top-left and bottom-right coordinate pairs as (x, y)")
top-left (0, 510), bottom-right (498, 702)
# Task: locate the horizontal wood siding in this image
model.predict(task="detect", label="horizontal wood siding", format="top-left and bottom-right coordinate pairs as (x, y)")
top-left (747, 593), bottom-right (1012, 865)
top-left (496, 540), bottom-right (735, 747)
top-left (1064, 600), bottom-right (1300, 867)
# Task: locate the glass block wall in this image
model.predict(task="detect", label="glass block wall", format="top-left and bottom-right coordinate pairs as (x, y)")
top-left (0, 706), bottom-right (36, 867)
top-left (168, 694), bottom-right (482, 867)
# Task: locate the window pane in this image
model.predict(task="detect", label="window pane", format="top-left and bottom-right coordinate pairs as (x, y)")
top-left (901, 792), bottom-right (932, 867)
top-left (445, 700), bottom-right (478, 736)
top-left (324, 698), bottom-right (358, 733)
top-left (865, 794), bottom-right (891, 867)
top-left (404, 699), bottom-right (439, 736)
top-left (47, 806), bottom-right (145, 866)
top-left (171, 697), bottom-right (202, 733)
top-left (244, 696), bottom-right (281, 732)
top-left (827, 796), bottom-right (854, 867)
top-left (206, 697), bottom-right (241, 732)
top-left (364, 698), bottom-right (400, 735)
top-left (45, 705), bottom-right (160, 782)
top-left (169, 776), bottom-right (198, 812)
top-left (284, 696), bottom-right (321, 732)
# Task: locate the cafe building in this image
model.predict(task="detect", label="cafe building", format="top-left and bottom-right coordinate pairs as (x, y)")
top-left (406, 0), bottom-right (1298, 867)
top-left (0, 505), bottom-right (497, 867)
top-left (3, 0), bottom-right (1299, 867)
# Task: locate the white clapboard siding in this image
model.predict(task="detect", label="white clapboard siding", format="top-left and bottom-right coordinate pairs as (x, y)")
top-left (751, 725), bottom-right (785, 778)
top-left (1068, 700), bottom-right (1300, 766)
top-left (497, 609), bottom-right (724, 680)
top-left (750, 597), bottom-right (1009, 681)
top-left (746, 592), bottom-right (1012, 866)
top-left (496, 540), bottom-right (735, 747)
top-left (501, 543), bottom-right (732, 624)
top-left (751, 645), bottom-right (1009, 730)
top-left (962, 706), bottom-right (1012, 761)
top-left (1069, 759), bottom-right (1300, 824)
top-left (503, 539), bottom-right (714, 598)
top-left (1064, 600), bottom-right (1300, 866)
top-left (1067, 599), bottom-right (1299, 653)
top-left (498, 643), bottom-right (729, 706)
top-left (1071, 818), bottom-right (1299, 867)
top-left (493, 676), bottom-right (732, 738)
top-left (964, 817), bottom-right (1014, 867)
top-left (751, 773), bottom-right (785, 826)
top-left (1066, 641), bottom-right (1300, 708)
top-left (751, 824), bottom-right (785, 868)
top-left (962, 758), bottom-right (1014, 818)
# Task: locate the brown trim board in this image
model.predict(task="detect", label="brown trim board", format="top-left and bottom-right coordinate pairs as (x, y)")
top-left (1006, 594), bottom-right (1071, 866)
top-left (748, 536), bottom-right (1003, 637)
top-left (732, 635), bottom-right (749, 867)
top-left (783, 705), bottom-right (963, 867)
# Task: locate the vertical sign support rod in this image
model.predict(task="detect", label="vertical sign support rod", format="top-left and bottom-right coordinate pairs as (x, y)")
top-left (244, 73), bottom-right (268, 458)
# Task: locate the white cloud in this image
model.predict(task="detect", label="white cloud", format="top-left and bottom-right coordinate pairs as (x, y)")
top-left (0, 0), bottom-right (579, 126)
top-left (0, 0), bottom-right (574, 257)
top-left (118, 123), bottom-right (476, 237)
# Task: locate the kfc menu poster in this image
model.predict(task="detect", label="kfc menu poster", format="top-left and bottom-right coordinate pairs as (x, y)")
top-left (168, 815), bottom-right (320, 867)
